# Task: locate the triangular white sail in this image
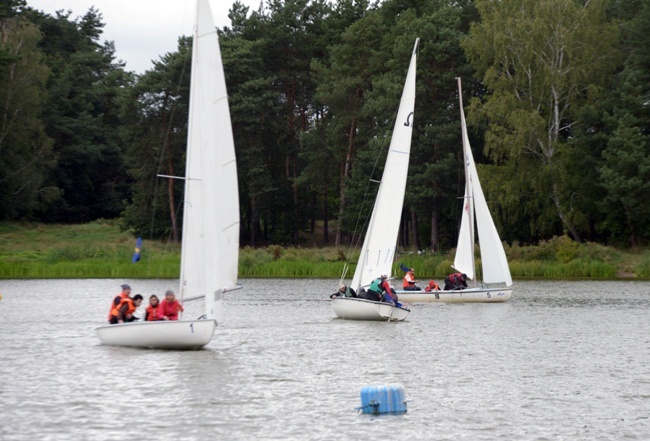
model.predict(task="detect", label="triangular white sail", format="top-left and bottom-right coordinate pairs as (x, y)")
top-left (453, 78), bottom-right (512, 287)
top-left (180, 0), bottom-right (240, 322)
top-left (351, 39), bottom-right (419, 291)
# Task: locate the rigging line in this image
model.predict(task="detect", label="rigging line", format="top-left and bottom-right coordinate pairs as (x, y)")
top-left (150, 42), bottom-right (192, 244)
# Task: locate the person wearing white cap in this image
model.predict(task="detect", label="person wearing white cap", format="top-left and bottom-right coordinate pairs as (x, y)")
top-left (106, 283), bottom-right (132, 322)
top-left (366, 274), bottom-right (395, 303)
top-left (330, 283), bottom-right (357, 299)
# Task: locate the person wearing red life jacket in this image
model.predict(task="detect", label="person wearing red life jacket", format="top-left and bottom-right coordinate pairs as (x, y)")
top-left (444, 273), bottom-right (468, 290)
top-left (109, 294), bottom-right (143, 324)
top-left (107, 284), bottom-right (131, 322)
top-left (424, 280), bottom-right (441, 292)
top-left (145, 295), bottom-right (164, 321)
top-left (161, 290), bottom-right (184, 321)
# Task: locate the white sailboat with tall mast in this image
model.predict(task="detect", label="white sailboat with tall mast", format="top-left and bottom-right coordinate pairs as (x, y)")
top-left (397, 78), bottom-right (512, 303)
top-left (96, 0), bottom-right (240, 348)
top-left (331, 39), bottom-right (419, 322)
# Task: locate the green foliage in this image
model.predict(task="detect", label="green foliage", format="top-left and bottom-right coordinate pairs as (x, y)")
top-left (23, 7), bottom-right (133, 223)
top-left (637, 252), bottom-right (650, 278)
top-left (463, 0), bottom-right (619, 243)
top-left (0, 0), bottom-right (648, 253)
top-left (0, 222), bottom-right (645, 279)
top-left (0, 15), bottom-right (55, 220)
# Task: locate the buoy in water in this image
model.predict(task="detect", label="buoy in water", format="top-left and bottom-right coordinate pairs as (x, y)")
top-left (358, 383), bottom-right (407, 415)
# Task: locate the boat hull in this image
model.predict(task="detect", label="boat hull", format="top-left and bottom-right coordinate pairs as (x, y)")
top-left (95, 319), bottom-right (216, 350)
top-left (331, 297), bottom-right (410, 321)
top-left (395, 287), bottom-right (512, 303)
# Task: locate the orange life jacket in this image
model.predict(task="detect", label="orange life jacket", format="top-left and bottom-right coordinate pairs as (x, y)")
top-left (107, 291), bottom-right (129, 320)
top-left (111, 297), bottom-right (135, 319)
top-left (425, 280), bottom-right (440, 292)
top-left (403, 271), bottom-right (415, 288)
top-left (146, 304), bottom-right (163, 321)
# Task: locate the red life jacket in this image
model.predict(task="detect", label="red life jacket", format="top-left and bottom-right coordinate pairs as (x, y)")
top-left (146, 304), bottom-right (163, 321)
top-left (450, 273), bottom-right (464, 284)
top-left (161, 299), bottom-right (184, 320)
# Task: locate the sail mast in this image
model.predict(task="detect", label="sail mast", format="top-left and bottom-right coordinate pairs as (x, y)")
top-left (456, 77), bottom-right (477, 286)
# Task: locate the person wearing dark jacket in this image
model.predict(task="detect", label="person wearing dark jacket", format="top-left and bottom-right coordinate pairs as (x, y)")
top-left (444, 273), bottom-right (468, 290)
top-left (109, 294), bottom-right (143, 324)
top-left (330, 283), bottom-right (357, 299)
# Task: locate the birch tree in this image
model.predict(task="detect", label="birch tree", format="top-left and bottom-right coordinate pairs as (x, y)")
top-left (462, 0), bottom-right (617, 242)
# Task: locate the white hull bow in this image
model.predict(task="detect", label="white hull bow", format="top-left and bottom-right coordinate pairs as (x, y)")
top-left (96, 320), bottom-right (216, 350)
top-left (331, 297), bottom-right (410, 322)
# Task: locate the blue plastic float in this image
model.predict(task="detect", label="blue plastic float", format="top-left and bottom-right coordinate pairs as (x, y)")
top-left (358, 383), bottom-right (407, 414)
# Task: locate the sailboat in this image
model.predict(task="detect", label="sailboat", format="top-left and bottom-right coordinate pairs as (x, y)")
top-left (396, 78), bottom-right (512, 303)
top-left (331, 39), bottom-right (419, 322)
top-left (96, 0), bottom-right (240, 349)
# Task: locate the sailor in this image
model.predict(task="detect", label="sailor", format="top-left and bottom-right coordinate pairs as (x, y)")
top-left (109, 294), bottom-right (143, 324)
top-left (444, 273), bottom-right (468, 290)
top-left (330, 283), bottom-right (357, 299)
top-left (160, 290), bottom-right (184, 321)
top-left (367, 274), bottom-right (399, 305)
top-left (402, 267), bottom-right (421, 291)
top-left (145, 294), bottom-right (164, 321)
top-left (424, 279), bottom-right (441, 292)
top-left (107, 284), bottom-right (131, 322)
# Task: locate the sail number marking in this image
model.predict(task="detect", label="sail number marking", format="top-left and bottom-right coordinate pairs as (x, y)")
top-left (189, 323), bottom-right (194, 333)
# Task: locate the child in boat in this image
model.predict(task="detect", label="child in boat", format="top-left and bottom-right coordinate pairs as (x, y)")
top-left (145, 294), bottom-right (164, 321)
top-left (424, 280), bottom-right (441, 292)
top-left (160, 290), bottom-right (184, 320)
top-left (109, 294), bottom-right (143, 324)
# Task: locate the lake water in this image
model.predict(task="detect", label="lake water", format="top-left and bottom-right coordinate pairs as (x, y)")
top-left (0, 279), bottom-right (649, 440)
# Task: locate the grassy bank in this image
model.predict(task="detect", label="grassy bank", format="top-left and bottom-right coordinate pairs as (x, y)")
top-left (0, 221), bottom-right (649, 280)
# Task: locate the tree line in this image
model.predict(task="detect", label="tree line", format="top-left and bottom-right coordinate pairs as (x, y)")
top-left (1, 0), bottom-right (648, 250)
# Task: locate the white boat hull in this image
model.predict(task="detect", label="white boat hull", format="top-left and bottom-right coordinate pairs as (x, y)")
top-left (331, 297), bottom-right (410, 322)
top-left (95, 319), bottom-right (216, 350)
top-left (395, 287), bottom-right (512, 303)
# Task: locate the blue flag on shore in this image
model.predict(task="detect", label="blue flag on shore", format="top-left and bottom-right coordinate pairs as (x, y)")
top-left (132, 237), bottom-right (142, 263)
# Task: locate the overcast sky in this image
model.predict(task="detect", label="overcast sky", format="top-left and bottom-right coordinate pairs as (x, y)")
top-left (26, 0), bottom-right (262, 73)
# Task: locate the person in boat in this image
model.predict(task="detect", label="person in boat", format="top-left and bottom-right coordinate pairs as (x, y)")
top-left (109, 294), bottom-right (143, 324)
top-left (401, 266), bottom-right (422, 291)
top-left (444, 273), bottom-right (468, 290)
top-left (424, 279), bottom-right (441, 292)
top-left (160, 290), bottom-right (184, 320)
top-left (330, 283), bottom-right (357, 299)
top-left (107, 284), bottom-right (131, 321)
top-left (145, 294), bottom-right (164, 321)
top-left (366, 274), bottom-right (400, 305)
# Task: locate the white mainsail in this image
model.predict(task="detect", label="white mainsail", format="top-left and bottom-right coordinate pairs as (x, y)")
top-left (351, 39), bottom-right (419, 291)
top-left (96, 0), bottom-right (238, 348)
top-left (180, 0), bottom-right (240, 322)
top-left (453, 78), bottom-right (512, 287)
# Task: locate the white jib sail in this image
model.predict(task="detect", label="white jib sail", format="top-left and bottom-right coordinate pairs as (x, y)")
top-left (351, 39), bottom-right (419, 291)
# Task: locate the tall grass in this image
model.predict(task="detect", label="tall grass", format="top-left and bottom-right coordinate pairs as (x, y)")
top-left (0, 222), bottom-right (646, 279)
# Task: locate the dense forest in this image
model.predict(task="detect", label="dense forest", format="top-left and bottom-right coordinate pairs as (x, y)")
top-left (1, 0), bottom-right (648, 250)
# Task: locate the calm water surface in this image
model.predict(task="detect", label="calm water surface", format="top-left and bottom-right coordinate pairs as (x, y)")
top-left (0, 279), bottom-right (649, 440)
